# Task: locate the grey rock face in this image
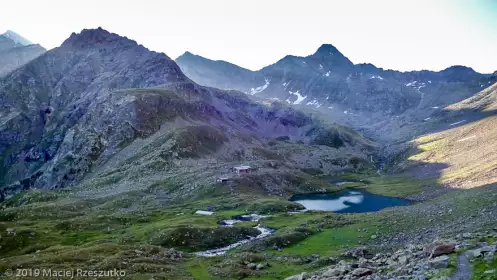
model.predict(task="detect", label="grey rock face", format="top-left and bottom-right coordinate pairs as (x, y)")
top-left (0, 28), bottom-right (190, 192)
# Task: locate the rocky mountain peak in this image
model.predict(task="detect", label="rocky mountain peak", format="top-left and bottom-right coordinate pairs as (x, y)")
top-left (441, 65), bottom-right (477, 74)
top-left (313, 44), bottom-right (341, 56)
top-left (440, 65), bottom-right (481, 82)
top-left (62, 27), bottom-right (138, 49)
top-left (176, 51), bottom-right (204, 63)
top-left (309, 43), bottom-right (354, 68)
top-left (1, 30), bottom-right (33, 46)
top-left (179, 51), bottom-right (195, 58)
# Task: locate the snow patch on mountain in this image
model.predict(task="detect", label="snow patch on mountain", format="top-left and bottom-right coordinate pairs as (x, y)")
top-left (370, 75), bottom-right (384, 80)
top-left (449, 120), bottom-right (466, 126)
top-left (289, 90), bottom-right (307, 105)
top-left (249, 78), bottom-right (270, 95)
top-left (306, 99), bottom-right (322, 108)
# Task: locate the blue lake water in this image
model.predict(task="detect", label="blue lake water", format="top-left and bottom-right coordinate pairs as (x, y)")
top-left (289, 189), bottom-right (412, 213)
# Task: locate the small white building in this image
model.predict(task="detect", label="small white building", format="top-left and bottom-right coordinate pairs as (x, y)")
top-left (195, 210), bottom-right (214, 216)
top-left (234, 165), bottom-right (251, 174)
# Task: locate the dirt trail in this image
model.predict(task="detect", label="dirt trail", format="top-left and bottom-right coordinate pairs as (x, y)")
top-left (451, 253), bottom-right (471, 280)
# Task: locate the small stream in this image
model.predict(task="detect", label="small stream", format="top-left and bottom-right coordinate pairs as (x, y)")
top-left (194, 214), bottom-right (274, 257)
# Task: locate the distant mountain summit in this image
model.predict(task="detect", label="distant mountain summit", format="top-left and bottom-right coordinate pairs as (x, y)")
top-left (314, 44), bottom-right (341, 54)
top-left (1, 30), bottom-right (33, 45)
top-left (0, 30), bottom-right (45, 77)
top-left (308, 44), bottom-right (354, 69)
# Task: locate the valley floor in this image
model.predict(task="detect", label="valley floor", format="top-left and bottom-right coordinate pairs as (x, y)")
top-left (1, 170), bottom-right (497, 279)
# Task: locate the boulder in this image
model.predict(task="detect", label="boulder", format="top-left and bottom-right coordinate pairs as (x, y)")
top-left (351, 267), bottom-right (373, 277)
top-left (467, 248), bottom-right (482, 259)
top-left (480, 245), bottom-right (496, 254)
top-left (429, 255), bottom-right (450, 269)
top-left (477, 242), bottom-right (489, 247)
top-left (6, 228), bottom-right (16, 236)
top-left (322, 267), bottom-right (345, 277)
top-left (358, 258), bottom-right (369, 268)
top-left (398, 255), bottom-right (409, 265)
top-left (426, 243), bottom-right (455, 258)
top-left (284, 274), bottom-right (306, 280)
top-left (256, 263), bottom-right (268, 270)
top-left (246, 263), bottom-right (257, 270)
top-left (20, 229), bottom-right (36, 237)
top-left (343, 246), bottom-right (373, 259)
top-left (484, 251), bottom-right (495, 263)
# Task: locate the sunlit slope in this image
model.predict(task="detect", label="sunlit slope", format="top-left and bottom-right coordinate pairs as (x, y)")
top-left (403, 82), bottom-right (497, 188)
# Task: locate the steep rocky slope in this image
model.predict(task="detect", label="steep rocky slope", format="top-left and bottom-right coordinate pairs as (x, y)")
top-left (176, 46), bottom-right (494, 142)
top-left (0, 31), bottom-right (46, 77)
top-left (0, 28), bottom-right (375, 199)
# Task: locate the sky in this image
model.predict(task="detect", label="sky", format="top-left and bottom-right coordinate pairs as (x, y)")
top-left (1, 0), bottom-right (496, 73)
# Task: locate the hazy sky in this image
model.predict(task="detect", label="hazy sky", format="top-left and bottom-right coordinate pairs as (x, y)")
top-left (1, 0), bottom-right (496, 73)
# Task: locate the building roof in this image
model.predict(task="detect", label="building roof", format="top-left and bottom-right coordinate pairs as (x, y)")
top-left (234, 165), bottom-right (251, 170)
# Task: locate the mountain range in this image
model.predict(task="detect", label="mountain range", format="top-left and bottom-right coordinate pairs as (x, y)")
top-left (177, 45), bottom-right (496, 141)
